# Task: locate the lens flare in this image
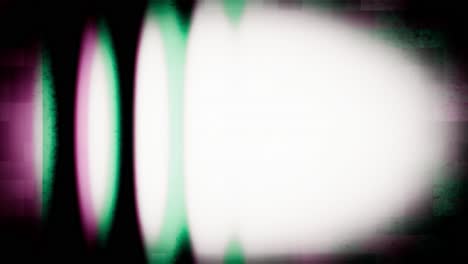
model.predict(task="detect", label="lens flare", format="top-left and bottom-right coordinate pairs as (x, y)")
top-left (135, 2), bottom-right (190, 263)
top-left (185, 3), bottom-right (457, 261)
top-left (75, 21), bottom-right (120, 245)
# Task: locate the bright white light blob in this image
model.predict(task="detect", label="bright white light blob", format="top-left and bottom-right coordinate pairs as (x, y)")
top-left (134, 15), bottom-right (170, 248)
top-left (75, 24), bottom-right (118, 242)
top-left (88, 44), bottom-right (112, 223)
top-left (185, 3), bottom-right (455, 260)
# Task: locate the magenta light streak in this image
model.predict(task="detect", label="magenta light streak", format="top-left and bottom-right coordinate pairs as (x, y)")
top-left (75, 23), bottom-right (98, 244)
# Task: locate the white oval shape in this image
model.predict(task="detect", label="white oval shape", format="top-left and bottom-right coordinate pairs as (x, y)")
top-left (75, 22), bottom-right (119, 243)
top-left (134, 14), bottom-right (170, 249)
top-left (185, 3), bottom-right (455, 260)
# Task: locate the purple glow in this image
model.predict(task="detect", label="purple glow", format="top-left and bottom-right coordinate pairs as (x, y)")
top-left (75, 23), bottom-right (98, 244)
top-left (75, 20), bottom-right (120, 245)
top-left (0, 47), bottom-right (41, 220)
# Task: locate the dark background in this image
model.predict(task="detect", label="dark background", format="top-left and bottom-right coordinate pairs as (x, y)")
top-left (0, 0), bottom-right (467, 263)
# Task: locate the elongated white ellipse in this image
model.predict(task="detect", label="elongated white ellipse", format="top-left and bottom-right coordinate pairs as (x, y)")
top-left (75, 24), bottom-right (118, 242)
top-left (134, 15), bottom-right (170, 248)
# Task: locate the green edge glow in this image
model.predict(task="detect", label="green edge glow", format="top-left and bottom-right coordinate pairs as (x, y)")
top-left (40, 48), bottom-right (57, 220)
top-left (96, 21), bottom-right (121, 244)
top-left (144, 1), bottom-right (190, 263)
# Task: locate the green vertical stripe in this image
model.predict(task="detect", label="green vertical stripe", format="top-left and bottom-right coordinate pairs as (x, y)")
top-left (41, 48), bottom-right (56, 220)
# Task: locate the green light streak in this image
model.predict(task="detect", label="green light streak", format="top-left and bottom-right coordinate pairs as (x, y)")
top-left (40, 48), bottom-right (57, 220)
top-left (145, 1), bottom-right (190, 263)
top-left (95, 20), bottom-right (121, 245)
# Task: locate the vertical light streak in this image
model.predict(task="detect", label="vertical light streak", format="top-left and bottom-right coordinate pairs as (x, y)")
top-left (221, 0), bottom-right (246, 261)
top-left (35, 48), bottom-right (57, 219)
top-left (135, 2), bottom-right (190, 263)
top-left (185, 1), bottom-right (241, 261)
top-left (75, 21), bottom-right (120, 245)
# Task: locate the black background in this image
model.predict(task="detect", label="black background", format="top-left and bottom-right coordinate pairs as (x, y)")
top-left (0, 0), bottom-right (467, 263)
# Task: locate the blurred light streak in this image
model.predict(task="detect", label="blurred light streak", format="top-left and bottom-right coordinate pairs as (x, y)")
top-left (75, 21), bottom-right (120, 245)
top-left (135, 1), bottom-right (190, 263)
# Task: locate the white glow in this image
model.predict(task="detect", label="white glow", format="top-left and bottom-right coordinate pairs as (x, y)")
top-left (135, 16), bottom-right (170, 247)
top-left (185, 3), bottom-right (454, 260)
top-left (186, 4), bottom-right (238, 256)
top-left (87, 42), bottom-right (114, 222)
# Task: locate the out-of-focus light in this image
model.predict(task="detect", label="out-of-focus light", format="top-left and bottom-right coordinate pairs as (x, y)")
top-left (35, 49), bottom-right (56, 219)
top-left (134, 8), bottom-right (169, 262)
top-left (185, 2), bottom-right (457, 261)
top-left (75, 21), bottom-right (120, 245)
top-left (135, 3), bottom-right (189, 263)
